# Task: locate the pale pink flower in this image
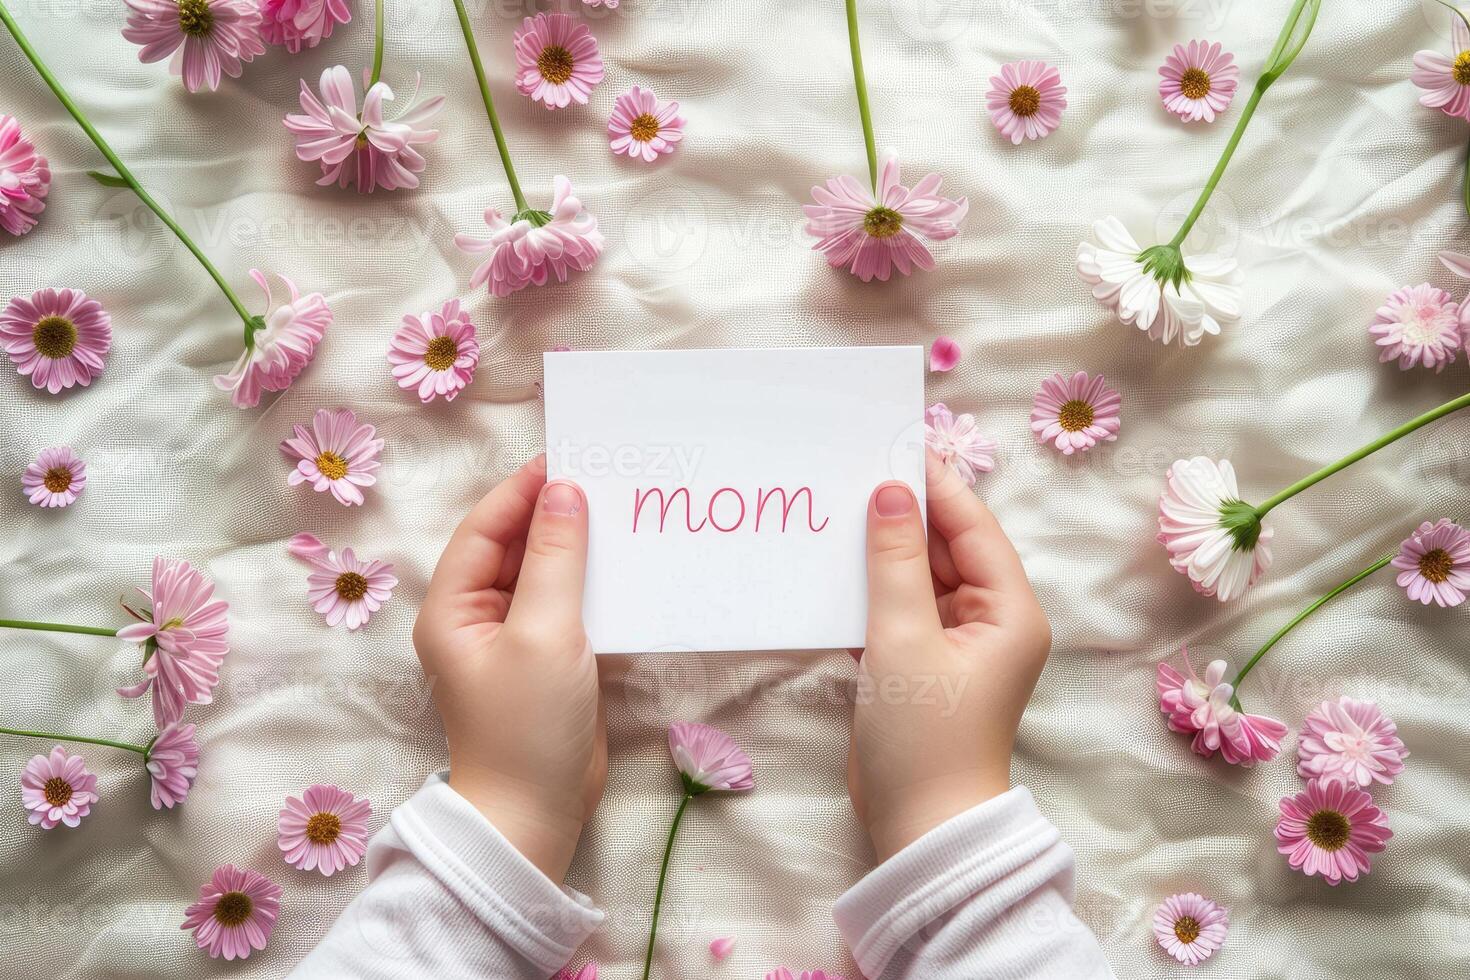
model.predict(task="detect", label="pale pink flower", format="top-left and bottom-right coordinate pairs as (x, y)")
top-left (1157, 457), bottom-right (1273, 602)
top-left (1413, 16), bottom-right (1470, 122)
top-left (1156, 649), bottom-right (1287, 766)
top-left (20, 747), bottom-right (98, 829)
top-left (608, 86), bottom-right (684, 162)
top-left (0, 114), bottom-right (50, 236)
top-left (1, 287), bottom-right (112, 394)
top-left (804, 151), bottom-right (968, 283)
top-left (1391, 518), bottom-right (1469, 607)
top-left (259, 0), bottom-right (351, 52)
top-left (1153, 892), bottom-right (1227, 966)
top-left (1298, 697), bottom-right (1408, 789)
top-left (284, 66), bottom-right (445, 193)
top-left (1369, 283), bottom-right (1461, 372)
top-left (213, 271), bottom-right (332, 409)
top-left (181, 864), bottom-right (282, 960)
top-left (1158, 40), bottom-right (1239, 124)
top-left (925, 402), bottom-right (995, 486)
top-left (709, 937), bottom-right (735, 961)
top-left (288, 532), bottom-right (397, 630)
top-left (455, 177), bottom-right (605, 298)
top-left (122, 0), bottom-right (265, 94)
top-left (1030, 371), bottom-right (1121, 456)
top-left (514, 12), bottom-right (604, 109)
top-left (147, 721), bottom-right (201, 810)
top-left (1275, 778), bottom-right (1392, 885)
top-left (929, 335), bottom-right (961, 372)
top-left (278, 783), bottom-right (372, 876)
top-left (116, 557), bottom-right (231, 728)
top-left (556, 966), bottom-right (598, 980)
top-left (765, 971), bottom-right (847, 980)
top-left (387, 299), bottom-right (479, 403)
top-left (279, 408), bottom-right (383, 507)
top-left (22, 446), bottom-right (86, 508)
top-left (986, 61), bottom-right (1066, 144)
top-left (669, 722), bottom-right (754, 794)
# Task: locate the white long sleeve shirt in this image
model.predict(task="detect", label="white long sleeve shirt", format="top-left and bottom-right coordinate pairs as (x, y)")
top-left (290, 774), bottom-right (1113, 979)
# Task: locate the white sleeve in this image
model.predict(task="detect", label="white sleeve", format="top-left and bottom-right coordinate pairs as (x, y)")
top-left (289, 772), bottom-right (602, 980)
top-left (833, 786), bottom-right (1114, 980)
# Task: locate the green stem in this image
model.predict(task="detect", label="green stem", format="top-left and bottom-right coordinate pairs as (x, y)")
top-left (0, 726), bottom-right (149, 755)
top-left (0, 619), bottom-right (117, 637)
top-left (844, 0), bottom-right (879, 191)
top-left (0, 0), bottom-right (259, 344)
top-left (641, 793), bottom-right (692, 980)
top-left (1255, 391), bottom-right (1470, 517)
top-left (449, 0), bottom-right (529, 214)
top-left (369, 0), bottom-right (385, 87)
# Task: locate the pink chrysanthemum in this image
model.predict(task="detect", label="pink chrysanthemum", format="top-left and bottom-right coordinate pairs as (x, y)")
top-left (116, 557), bottom-right (231, 728)
top-left (455, 176), bottom-right (605, 298)
top-left (0, 114), bottom-right (50, 237)
top-left (709, 938), bottom-right (735, 961)
top-left (1368, 283), bottom-right (1461, 372)
top-left (608, 86), bottom-right (685, 162)
top-left (1275, 778), bottom-right (1392, 885)
top-left (278, 783), bottom-right (372, 876)
top-left (929, 335), bottom-right (961, 372)
top-left (181, 864), bottom-right (282, 960)
top-left (1298, 697), bottom-right (1408, 789)
top-left (514, 12), bottom-right (604, 109)
top-left (20, 746), bottom-right (98, 830)
top-left (122, 0), bottom-right (265, 94)
top-left (1157, 457), bottom-right (1273, 602)
top-left (804, 151), bottom-right (968, 283)
top-left (213, 271), bottom-right (332, 409)
top-left (1153, 892), bottom-right (1228, 965)
top-left (1413, 16), bottom-right (1470, 122)
top-left (22, 446), bottom-right (86, 508)
top-left (1391, 517), bottom-right (1470, 607)
top-left (147, 721), bottom-right (201, 810)
top-left (669, 722), bottom-right (754, 794)
top-left (1156, 649), bottom-right (1287, 766)
top-left (1030, 371), bottom-right (1121, 456)
top-left (986, 61), bottom-right (1067, 144)
top-left (925, 402), bottom-right (995, 486)
top-left (387, 299), bottom-right (479, 403)
top-left (288, 532), bottom-right (397, 630)
top-left (766, 971), bottom-right (847, 980)
top-left (259, 0), bottom-right (351, 52)
top-left (1158, 40), bottom-right (1239, 124)
top-left (284, 66), bottom-right (445, 193)
top-left (279, 408), bottom-right (383, 507)
top-left (0, 287), bottom-right (112, 395)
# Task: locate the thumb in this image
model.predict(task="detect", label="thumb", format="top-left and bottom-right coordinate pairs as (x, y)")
top-left (504, 480), bottom-right (589, 638)
top-left (865, 481), bottom-right (941, 646)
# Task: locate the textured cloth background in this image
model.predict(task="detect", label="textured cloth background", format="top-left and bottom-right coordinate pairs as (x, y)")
top-left (2, 0), bottom-right (1468, 977)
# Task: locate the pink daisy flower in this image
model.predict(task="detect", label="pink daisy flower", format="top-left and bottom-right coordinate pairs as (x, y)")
top-left (147, 721), bottom-right (201, 810)
top-left (288, 533), bottom-right (397, 630)
top-left (455, 176), bottom-right (605, 298)
top-left (709, 938), bottom-right (735, 961)
top-left (608, 85), bottom-right (685, 162)
top-left (1298, 697), bottom-right (1408, 789)
top-left (20, 746), bottom-right (98, 829)
top-left (1156, 649), bottom-right (1287, 766)
top-left (514, 12), bottom-right (605, 109)
top-left (986, 60), bottom-right (1067, 144)
top-left (1030, 371), bottom-right (1121, 456)
top-left (1368, 284), bottom-right (1461, 372)
top-left (1158, 40), bottom-right (1239, 124)
top-left (279, 408), bottom-right (383, 507)
top-left (259, 0), bottom-right (351, 53)
top-left (122, 0), bottom-right (265, 94)
top-left (22, 446), bottom-right (86, 508)
top-left (929, 335), bottom-right (961, 372)
top-left (1275, 778), bottom-right (1392, 885)
top-left (387, 299), bottom-right (479, 403)
top-left (766, 971), bottom-right (847, 980)
top-left (1153, 892), bottom-right (1228, 965)
top-left (0, 287), bottom-right (112, 395)
top-left (804, 151), bottom-right (968, 283)
top-left (1413, 15), bottom-right (1470, 122)
top-left (1157, 457), bottom-right (1273, 602)
top-left (284, 66), bottom-right (445, 193)
top-left (1391, 517), bottom-right (1470, 608)
top-left (213, 271), bottom-right (332, 409)
top-left (669, 721), bottom-right (755, 794)
top-left (181, 864), bottom-right (282, 960)
top-left (115, 557), bottom-right (231, 728)
top-left (278, 783), bottom-right (372, 876)
top-left (557, 967), bottom-right (598, 980)
top-left (925, 402), bottom-right (995, 486)
top-left (0, 114), bottom-right (50, 237)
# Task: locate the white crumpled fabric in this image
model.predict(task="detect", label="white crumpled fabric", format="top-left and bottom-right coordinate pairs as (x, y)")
top-left (1, 1), bottom-right (1467, 977)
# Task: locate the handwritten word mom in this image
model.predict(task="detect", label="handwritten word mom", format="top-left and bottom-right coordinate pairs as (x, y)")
top-left (632, 486), bottom-right (830, 534)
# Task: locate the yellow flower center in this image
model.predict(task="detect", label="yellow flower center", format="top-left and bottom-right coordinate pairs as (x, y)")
top-left (1455, 50), bottom-right (1470, 86)
top-left (177, 0), bottom-right (215, 37)
top-left (305, 810), bottom-right (343, 845)
top-left (629, 112), bottom-right (661, 143)
top-left (43, 776), bottom-right (73, 808)
top-left (863, 206), bottom-right (903, 239)
top-left (1179, 67), bottom-right (1212, 100)
top-left (1172, 914), bottom-right (1201, 945)
top-left (1057, 398), bottom-right (1095, 433)
top-left (43, 466), bottom-right (74, 494)
top-left (335, 571), bottom-right (368, 602)
top-left (315, 451), bottom-right (348, 481)
top-left (1419, 547), bottom-right (1454, 584)
top-left (213, 891), bottom-right (253, 927)
top-left (537, 44), bottom-right (575, 84)
top-left (424, 335), bottom-right (459, 371)
top-left (1305, 808), bottom-right (1351, 851)
top-left (1008, 84), bottom-right (1041, 117)
top-left (32, 315), bottom-right (77, 359)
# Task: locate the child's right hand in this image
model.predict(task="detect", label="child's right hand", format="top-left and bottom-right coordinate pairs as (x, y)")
top-left (849, 453), bottom-right (1053, 861)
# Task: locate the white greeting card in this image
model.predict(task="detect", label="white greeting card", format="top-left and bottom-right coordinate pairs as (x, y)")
top-left (543, 346), bottom-right (926, 653)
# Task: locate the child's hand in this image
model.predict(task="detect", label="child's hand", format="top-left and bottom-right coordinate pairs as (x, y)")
top-left (849, 453), bottom-right (1052, 861)
top-left (413, 456), bottom-right (605, 882)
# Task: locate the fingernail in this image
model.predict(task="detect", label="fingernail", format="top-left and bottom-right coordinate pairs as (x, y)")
top-left (875, 484), bottom-right (913, 518)
top-left (544, 482), bottom-right (582, 516)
